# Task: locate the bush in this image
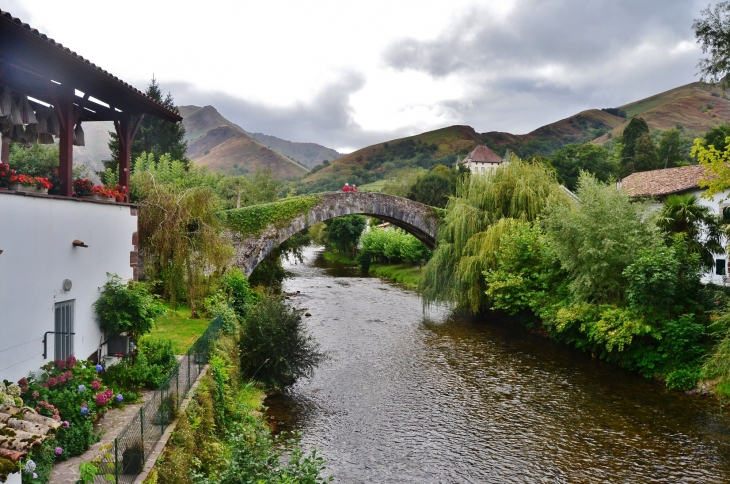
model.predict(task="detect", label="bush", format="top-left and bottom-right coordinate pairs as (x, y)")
top-left (239, 299), bottom-right (325, 389)
top-left (222, 270), bottom-right (256, 319)
top-left (94, 274), bottom-right (165, 340)
top-left (666, 367), bottom-right (700, 391)
top-left (102, 335), bottom-right (176, 391)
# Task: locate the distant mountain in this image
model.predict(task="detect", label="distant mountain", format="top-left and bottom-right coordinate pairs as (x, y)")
top-left (299, 82), bottom-right (730, 193)
top-left (246, 132), bottom-right (342, 169)
top-left (179, 105), bottom-right (307, 179)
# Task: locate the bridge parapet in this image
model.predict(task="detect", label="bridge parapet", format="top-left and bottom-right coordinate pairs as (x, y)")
top-left (226, 192), bottom-right (439, 276)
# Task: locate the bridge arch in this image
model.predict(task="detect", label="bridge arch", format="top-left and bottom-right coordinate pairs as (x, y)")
top-left (228, 192), bottom-right (439, 276)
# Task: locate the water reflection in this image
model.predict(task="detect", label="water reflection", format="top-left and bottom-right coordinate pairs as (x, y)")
top-left (267, 246), bottom-right (730, 483)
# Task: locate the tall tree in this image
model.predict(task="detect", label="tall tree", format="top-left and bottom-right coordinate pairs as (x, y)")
top-left (420, 158), bottom-right (570, 313)
top-left (102, 77), bottom-right (188, 181)
top-left (632, 133), bottom-right (659, 173)
top-left (703, 124), bottom-right (730, 151)
top-left (694, 1), bottom-right (730, 90)
top-left (657, 129), bottom-right (685, 168)
top-left (549, 143), bottom-right (615, 190)
top-left (620, 117), bottom-right (650, 177)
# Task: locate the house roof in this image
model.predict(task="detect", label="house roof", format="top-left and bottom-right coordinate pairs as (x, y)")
top-left (0, 404), bottom-right (62, 481)
top-left (620, 165), bottom-right (709, 197)
top-left (466, 145), bottom-right (503, 163)
top-left (0, 9), bottom-right (182, 123)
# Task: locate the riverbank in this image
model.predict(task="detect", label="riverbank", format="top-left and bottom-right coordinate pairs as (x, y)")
top-left (322, 250), bottom-right (422, 290)
top-left (147, 333), bottom-right (329, 483)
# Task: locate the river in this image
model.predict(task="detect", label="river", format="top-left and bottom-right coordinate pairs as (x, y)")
top-left (266, 246), bottom-right (730, 483)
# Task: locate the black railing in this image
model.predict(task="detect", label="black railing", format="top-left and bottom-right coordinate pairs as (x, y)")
top-left (93, 314), bottom-right (223, 483)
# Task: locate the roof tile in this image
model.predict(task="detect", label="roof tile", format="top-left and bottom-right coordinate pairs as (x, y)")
top-left (620, 165), bottom-right (709, 197)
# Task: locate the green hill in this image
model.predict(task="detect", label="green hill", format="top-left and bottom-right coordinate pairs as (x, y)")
top-left (296, 82), bottom-right (730, 193)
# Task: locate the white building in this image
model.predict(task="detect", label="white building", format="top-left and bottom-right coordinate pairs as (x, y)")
top-left (458, 145), bottom-right (509, 174)
top-left (0, 193), bottom-right (139, 382)
top-left (619, 164), bottom-right (729, 285)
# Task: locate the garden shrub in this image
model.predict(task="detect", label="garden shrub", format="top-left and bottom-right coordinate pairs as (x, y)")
top-left (239, 298), bottom-right (326, 389)
top-left (101, 335), bottom-right (176, 391)
top-left (155, 333), bottom-right (330, 483)
top-left (18, 356), bottom-right (123, 461)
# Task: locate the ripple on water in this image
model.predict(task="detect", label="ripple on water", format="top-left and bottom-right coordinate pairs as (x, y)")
top-left (264, 246), bottom-right (730, 483)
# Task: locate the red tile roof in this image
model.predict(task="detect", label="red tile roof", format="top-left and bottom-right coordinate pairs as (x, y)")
top-left (620, 165), bottom-right (709, 197)
top-left (467, 145), bottom-right (503, 163)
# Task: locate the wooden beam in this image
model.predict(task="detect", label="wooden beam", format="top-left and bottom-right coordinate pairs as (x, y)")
top-left (57, 90), bottom-right (74, 197)
top-left (1, 135), bottom-right (9, 165)
top-left (116, 114), bottom-right (131, 201)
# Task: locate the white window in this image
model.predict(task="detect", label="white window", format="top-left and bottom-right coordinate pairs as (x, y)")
top-left (54, 300), bottom-right (75, 360)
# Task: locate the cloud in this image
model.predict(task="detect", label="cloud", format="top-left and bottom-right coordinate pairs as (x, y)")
top-left (383, 0), bottom-right (713, 133)
top-left (165, 72), bottom-right (414, 152)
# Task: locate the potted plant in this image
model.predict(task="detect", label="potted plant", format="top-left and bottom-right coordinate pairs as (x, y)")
top-left (9, 173), bottom-right (42, 192)
top-left (34, 176), bottom-right (53, 194)
top-left (0, 163), bottom-right (14, 189)
top-left (91, 185), bottom-right (112, 201)
top-left (73, 178), bottom-right (94, 197)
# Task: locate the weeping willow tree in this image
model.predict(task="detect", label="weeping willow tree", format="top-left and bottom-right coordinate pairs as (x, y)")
top-left (420, 156), bottom-right (571, 313)
top-left (137, 173), bottom-right (234, 317)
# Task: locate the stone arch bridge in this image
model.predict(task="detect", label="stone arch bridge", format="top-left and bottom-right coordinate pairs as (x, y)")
top-left (227, 192), bottom-right (440, 276)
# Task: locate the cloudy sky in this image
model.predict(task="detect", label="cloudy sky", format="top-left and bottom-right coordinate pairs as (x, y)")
top-left (2, 0), bottom-right (721, 152)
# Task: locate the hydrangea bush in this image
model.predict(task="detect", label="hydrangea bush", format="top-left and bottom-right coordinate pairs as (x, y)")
top-left (18, 355), bottom-right (123, 460)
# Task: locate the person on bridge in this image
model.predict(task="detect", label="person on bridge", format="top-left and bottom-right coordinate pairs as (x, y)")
top-left (352, 185), bottom-right (358, 192)
top-left (342, 183), bottom-right (351, 192)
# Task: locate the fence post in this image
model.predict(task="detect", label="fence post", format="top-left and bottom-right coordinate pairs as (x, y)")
top-left (114, 438), bottom-right (119, 484)
top-left (140, 405), bottom-right (145, 464)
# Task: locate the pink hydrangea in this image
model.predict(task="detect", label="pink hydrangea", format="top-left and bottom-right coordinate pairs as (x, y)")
top-left (91, 380), bottom-right (101, 391)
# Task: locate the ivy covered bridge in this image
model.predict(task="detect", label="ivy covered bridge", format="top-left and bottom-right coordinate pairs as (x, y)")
top-left (220, 192), bottom-right (440, 276)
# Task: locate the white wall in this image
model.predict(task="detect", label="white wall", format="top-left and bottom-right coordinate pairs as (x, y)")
top-left (690, 187), bottom-right (730, 285)
top-left (0, 192), bottom-right (137, 383)
top-left (6, 471), bottom-right (21, 484)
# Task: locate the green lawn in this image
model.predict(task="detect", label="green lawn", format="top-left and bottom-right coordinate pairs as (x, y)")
top-left (369, 263), bottom-right (422, 290)
top-left (358, 180), bottom-right (387, 192)
top-left (151, 303), bottom-right (212, 354)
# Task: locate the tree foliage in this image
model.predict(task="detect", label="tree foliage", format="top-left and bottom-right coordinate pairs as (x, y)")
top-left (542, 173), bottom-right (660, 303)
top-left (620, 117), bottom-right (650, 177)
top-left (691, 135), bottom-right (730, 198)
top-left (694, 1), bottom-right (730, 90)
top-left (407, 170), bottom-right (454, 208)
top-left (136, 172), bottom-right (233, 317)
top-left (656, 194), bottom-right (724, 269)
top-left (104, 77), bottom-right (187, 180)
top-left (239, 298), bottom-right (326, 389)
top-left (420, 157), bottom-right (570, 313)
top-left (322, 215), bottom-right (367, 255)
top-left (549, 143), bottom-right (616, 190)
top-left (657, 129), bottom-right (686, 168)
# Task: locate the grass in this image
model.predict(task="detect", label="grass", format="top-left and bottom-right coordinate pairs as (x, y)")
top-left (359, 180), bottom-right (387, 192)
top-left (321, 249), bottom-right (422, 289)
top-left (369, 263), bottom-right (422, 290)
top-left (322, 251), bottom-right (357, 264)
top-left (151, 302), bottom-right (212, 354)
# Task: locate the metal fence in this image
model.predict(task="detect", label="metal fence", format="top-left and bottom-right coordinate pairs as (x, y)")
top-left (94, 315), bottom-right (223, 483)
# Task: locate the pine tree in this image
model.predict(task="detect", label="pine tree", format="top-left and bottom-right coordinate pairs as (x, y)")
top-left (620, 117), bottom-right (650, 177)
top-left (101, 77), bottom-right (188, 182)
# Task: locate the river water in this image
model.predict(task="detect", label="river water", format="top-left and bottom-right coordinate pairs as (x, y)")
top-left (266, 246), bottom-right (730, 483)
